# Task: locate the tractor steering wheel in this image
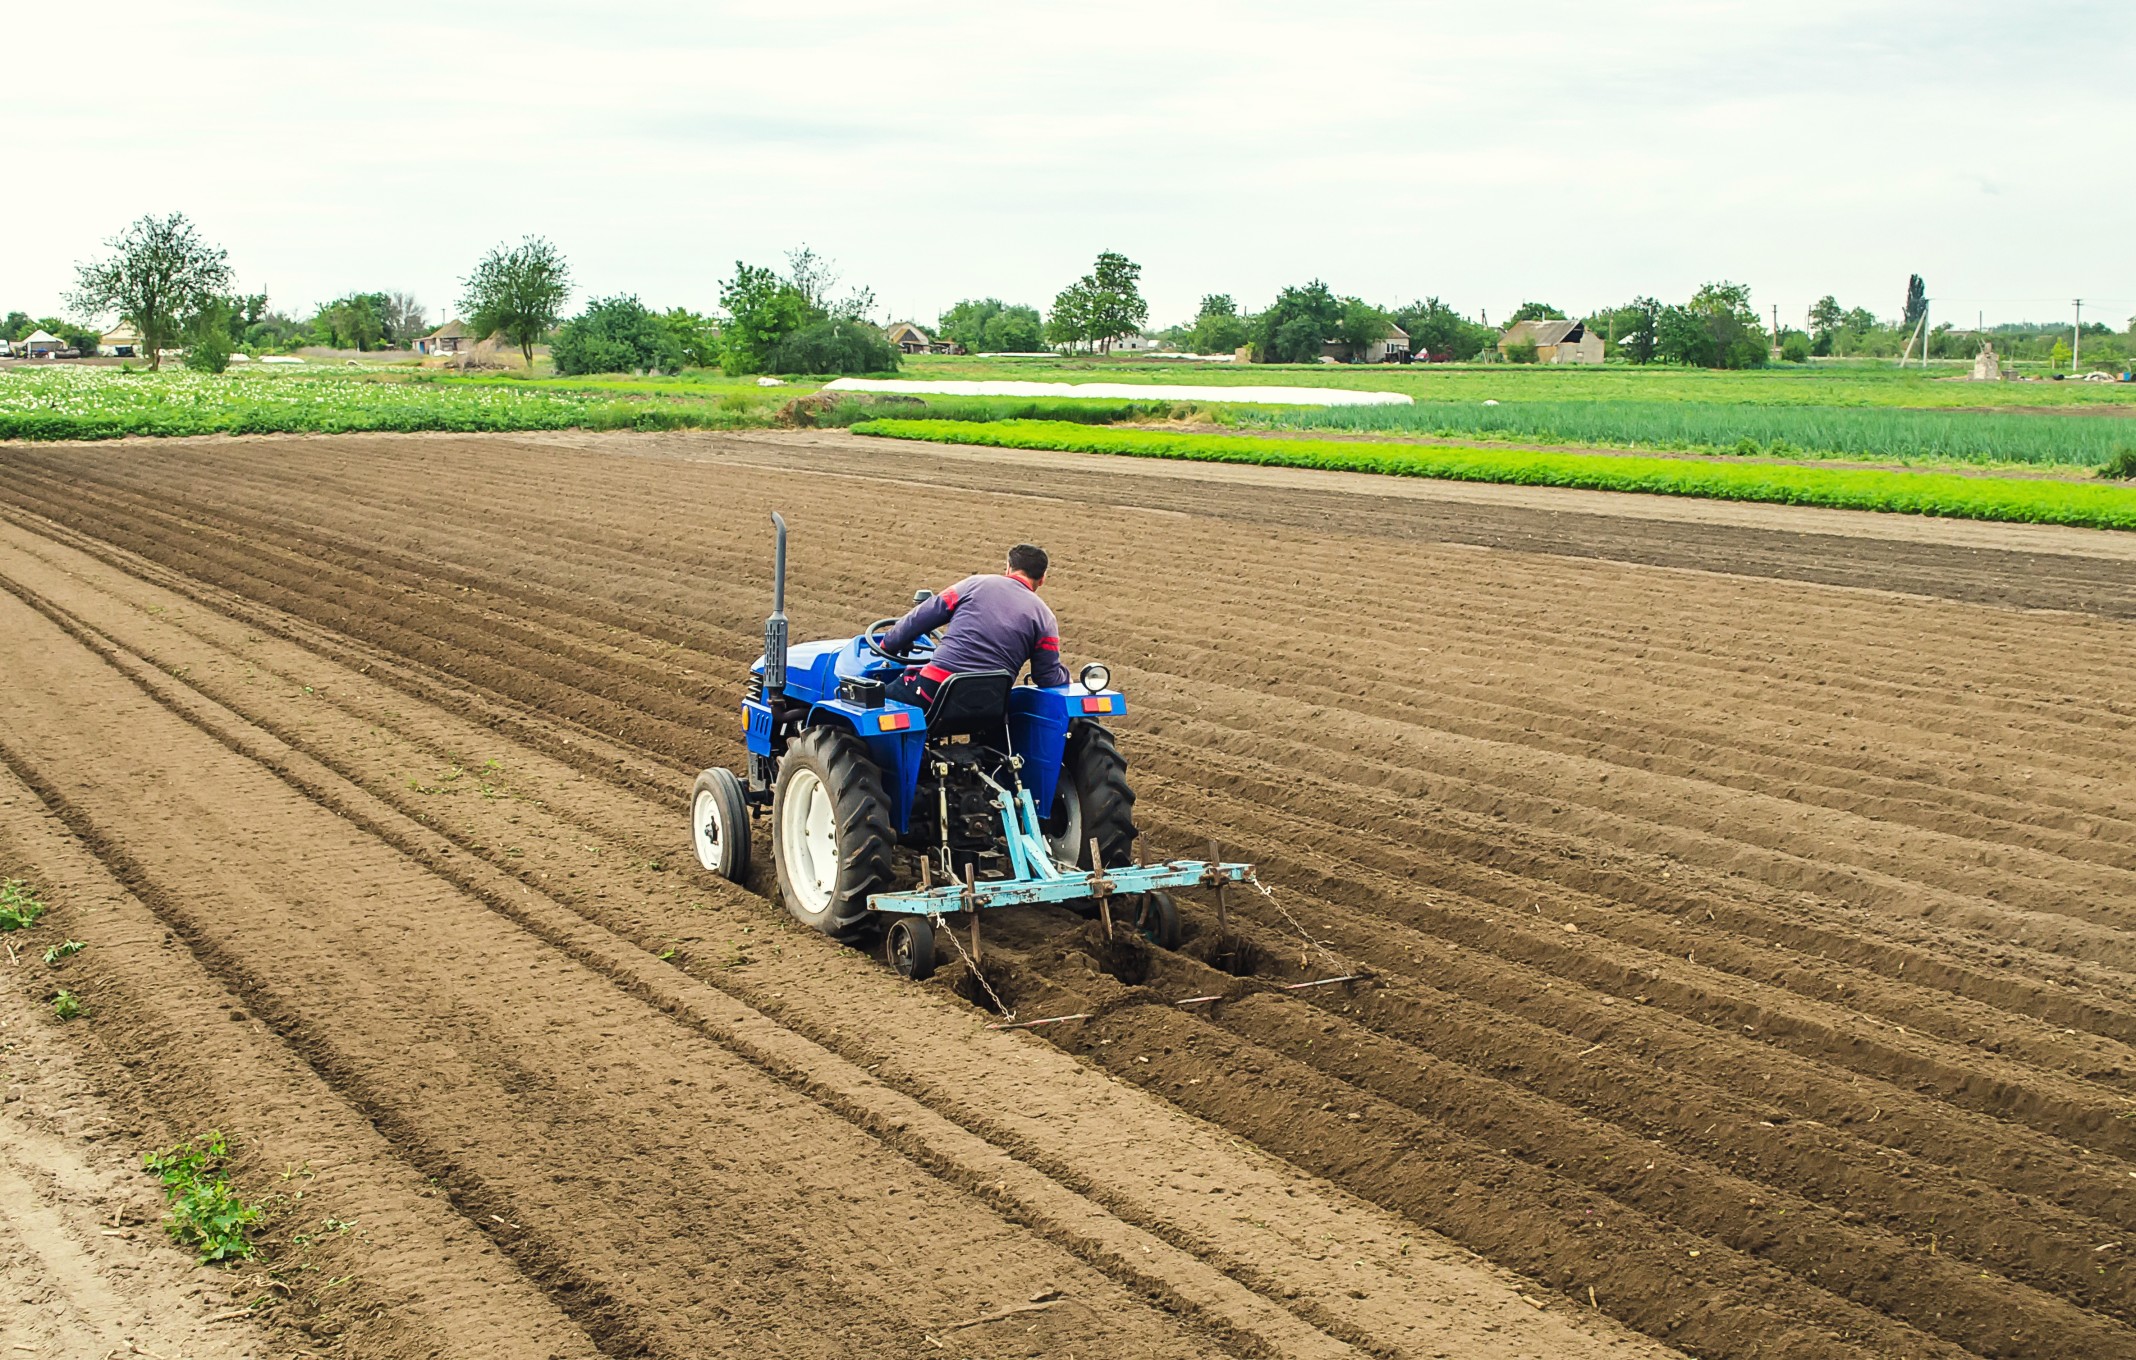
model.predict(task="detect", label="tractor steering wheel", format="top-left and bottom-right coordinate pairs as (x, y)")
top-left (862, 617), bottom-right (935, 664)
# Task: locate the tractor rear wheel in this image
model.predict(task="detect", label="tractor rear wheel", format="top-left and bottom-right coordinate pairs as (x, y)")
top-left (1045, 721), bottom-right (1138, 872)
top-left (772, 726), bottom-right (896, 940)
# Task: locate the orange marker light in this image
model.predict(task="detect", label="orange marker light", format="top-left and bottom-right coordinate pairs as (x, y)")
top-left (877, 712), bottom-right (911, 731)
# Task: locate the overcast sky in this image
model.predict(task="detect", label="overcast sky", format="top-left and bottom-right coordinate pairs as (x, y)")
top-left (8, 1), bottom-right (2132, 333)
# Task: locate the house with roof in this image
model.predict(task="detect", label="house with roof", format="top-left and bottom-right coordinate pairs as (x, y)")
top-left (1498, 319), bottom-right (1604, 365)
top-left (884, 322), bottom-right (936, 355)
top-left (100, 322), bottom-right (144, 357)
top-left (21, 329), bottom-right (66, 358)
top-left (1323, 322), bottom-right (1412, 364)
top-left (415, 320), bottom-right (470, 356)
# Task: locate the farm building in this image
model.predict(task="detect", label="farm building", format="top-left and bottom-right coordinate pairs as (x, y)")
top-left (100, 323), bottom-right (143, 357)
top-left (885, 322), bottom-right (936, 355)
top-left (21, 329), bottom-right (65, 357)
top-left (1498, 319), bottom-right (1604, 364)
top-left (416, 320), bottom-right (470, 356)
top-left (1323, 323), bottom-right (1411, 364)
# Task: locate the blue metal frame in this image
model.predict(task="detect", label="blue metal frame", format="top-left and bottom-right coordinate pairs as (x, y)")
top-left (867, 779), bottom-right (1252, 916)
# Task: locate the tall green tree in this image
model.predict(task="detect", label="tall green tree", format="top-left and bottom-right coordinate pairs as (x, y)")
top-left (662, 308), bottom-right (722, 368)
top-left (1808, 295), bottom-right (1844, 356)
top-left (938, 298), bottom-right (1045, 354)
top-left (717, 263), bottom-right (811, 374)
top-left (459, 237), bottom-right (571, 364)
top-left (67, 212), bottom-right (233, 371)
top-left (1389, 298), bottom-right (1494, 362)
top-left (1, 312), bottom-right (30, 342)
top-left (1049, 252), bottom-right (1147, 352)
top-left (1251, 281), bottom-right (1344, 363)
top-left (1045, 280), bottom-right (1095, 351)
top-left (1185, 294), bottom-right (1250, 355)
top-left (1902, 274), bottom-right (1927, 334)
top-left (1335, 299), bottom-right (1393, 360)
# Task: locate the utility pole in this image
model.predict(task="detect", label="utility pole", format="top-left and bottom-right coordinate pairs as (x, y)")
top-left (2073, 298), bottom-right (2083, 374)
top-left (1921, 296), bottom-right (1930, 368)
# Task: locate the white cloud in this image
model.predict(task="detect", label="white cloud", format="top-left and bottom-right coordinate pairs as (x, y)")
top-left (7, 0), bottom-right (2131, 330)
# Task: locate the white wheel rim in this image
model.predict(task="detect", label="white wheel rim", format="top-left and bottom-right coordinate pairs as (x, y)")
top-left (1046, 780), bottom-right (1084, 867)
top-left (692, 787), bottom-right (725, 871)
top-left (780, 767), bottom-right (837, 914)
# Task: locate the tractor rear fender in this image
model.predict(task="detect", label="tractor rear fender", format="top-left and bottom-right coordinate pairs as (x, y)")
top-left (803, 701), bottom-right (927, 834)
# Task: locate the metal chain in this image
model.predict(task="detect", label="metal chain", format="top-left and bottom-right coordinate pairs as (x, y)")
top-left (936, 912), bottom-right (1015, 1021)
top-left (1245, 872), bottom-right (1349, 973)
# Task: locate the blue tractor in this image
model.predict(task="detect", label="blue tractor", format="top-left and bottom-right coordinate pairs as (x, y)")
top-left (690, 514), bottom-right (1253, 980)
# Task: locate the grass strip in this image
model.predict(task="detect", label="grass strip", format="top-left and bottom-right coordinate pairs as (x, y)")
top-left (851, 419), bottom-right (2136, 531)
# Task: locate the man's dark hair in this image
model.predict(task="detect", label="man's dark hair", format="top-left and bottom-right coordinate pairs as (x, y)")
top-left (1006, 543), bottom-right (1049, 581)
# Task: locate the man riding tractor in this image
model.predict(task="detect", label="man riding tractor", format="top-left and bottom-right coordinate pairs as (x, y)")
top-left (880, 543), bottom-right (1067, 713)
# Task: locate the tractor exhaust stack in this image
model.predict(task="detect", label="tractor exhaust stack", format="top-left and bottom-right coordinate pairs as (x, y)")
top-left (764, 512), bottom-right (790, 703)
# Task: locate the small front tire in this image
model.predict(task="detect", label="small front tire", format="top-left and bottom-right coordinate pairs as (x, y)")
top-left (1129, 891), bottom-right (1181, 950)
top-left (884, 916), bottom-right (937, 981)
top-left (690, 767), bottom-right (751, 882)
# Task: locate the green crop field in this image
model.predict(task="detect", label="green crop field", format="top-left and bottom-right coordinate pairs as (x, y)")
top-left (851, 418), bottom-right (2136, 532)
top-left (0, 365), bottom-right (801, 441)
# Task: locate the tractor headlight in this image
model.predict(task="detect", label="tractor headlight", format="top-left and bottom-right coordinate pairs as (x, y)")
top-left (1080, 662), bottom-right (1112, 693)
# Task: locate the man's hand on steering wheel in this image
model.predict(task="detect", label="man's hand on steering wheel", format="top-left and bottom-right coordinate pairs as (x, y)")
top-left (863, 617), bottom-right (935, 664)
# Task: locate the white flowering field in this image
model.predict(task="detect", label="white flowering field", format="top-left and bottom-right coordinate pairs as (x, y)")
top-left (0, 366), bottom-right (745, 440)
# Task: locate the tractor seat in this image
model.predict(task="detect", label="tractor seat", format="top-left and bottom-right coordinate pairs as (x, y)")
top-left (924, 669), bottom-right (1014, 738)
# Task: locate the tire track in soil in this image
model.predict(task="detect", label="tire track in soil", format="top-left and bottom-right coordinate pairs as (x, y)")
top-left (4, 435), bottom-right (2136, 1357)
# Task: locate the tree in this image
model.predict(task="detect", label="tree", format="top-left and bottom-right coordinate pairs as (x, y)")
top-left (380, 292), bottom-right (426, 346)
top-left (766, 317), bottom-right (900, 375)
top-left (1621, 297), bottom-right (1660, 365)
top-left (1, 312), bottom-right (29, 342)
top-left (1779, 331), bottom-right (1813, 363)
top-left (550, 295), bottom-right (685, 375)
top-left (1389, 297), bottom-right (1494, 362)
top-left (1509, 301), bottom-right (1567, 324)
top-left (1251, 280), bottom-right (1344, 363)
top-left (67, 212), bottom-right (233, 371)
top-left (459, 237), bottom-right (571, 365)
top-left (182, 298), bottom-right (235, 373)
top-left (1808, 295), bottom-right (1844, 356)
top-left (1335, 299), bottom-right (1393, 360)
top-left (1045, 280), bottom-right (1095, 351)
top-left (938, 298), bottom-right (1045, 354)
top-left (1902, 275), bottom-right (1927, 335)
top-left (314, 293), bottom-right (389, 351)
top-left (1183, 294), bottom-right (1250, 355)
top-left (1504, 338), bottom-right (1540, 364)
top-left (784, 244), bottom-right (875, 321)
top-left (1655, 282), bottom-right (1768, 369)
top-left (1049, 252), bottom-right (1147, 352)
top-left (662, 308), bottom-right (721, 368)
top-left (2050, 337), bottom-right (2071, 370)
top-left (718, 262), bottom-right (811, 375)
top-left (1083, 251), bottom-right (1148, 350)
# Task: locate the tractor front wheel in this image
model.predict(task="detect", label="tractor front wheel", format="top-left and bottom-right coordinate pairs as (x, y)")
top-left (772, 726), bottom-right (896, 940)
top-left (690, 767), bottom-right (751, 883)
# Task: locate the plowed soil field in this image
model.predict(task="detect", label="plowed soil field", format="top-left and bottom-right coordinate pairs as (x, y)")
top-left (1, 428), bottom-right (2131, 1360)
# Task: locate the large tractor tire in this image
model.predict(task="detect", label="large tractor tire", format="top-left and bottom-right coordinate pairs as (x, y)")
top-left (1045, 720), bottom-right (1139, 872)
top-left (772, 726), bottom-right (897, 940)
